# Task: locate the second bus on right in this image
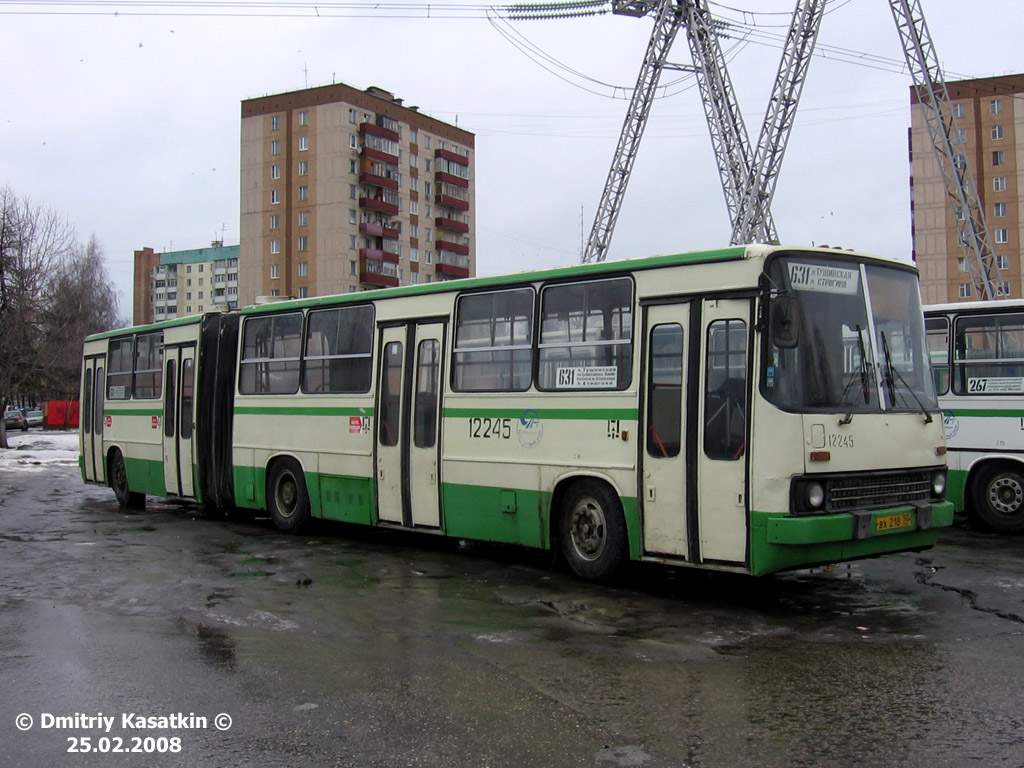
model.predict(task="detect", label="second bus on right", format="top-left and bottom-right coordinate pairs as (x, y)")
top-left (927, 299), bottom-right (1024, 532)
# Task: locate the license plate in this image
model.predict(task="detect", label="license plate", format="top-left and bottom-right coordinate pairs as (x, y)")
top-left (875, 513), bottom-right (913, 532)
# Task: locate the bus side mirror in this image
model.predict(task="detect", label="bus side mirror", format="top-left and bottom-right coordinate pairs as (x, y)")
top-left (771, 296), bottom-right (800, 349)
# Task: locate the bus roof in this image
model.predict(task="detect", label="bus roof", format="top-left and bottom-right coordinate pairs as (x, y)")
top-left (925, 298), bottom-right (1024, 315)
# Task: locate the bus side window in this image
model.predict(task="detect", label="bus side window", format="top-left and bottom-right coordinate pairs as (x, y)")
top-left (703, 319), bottom-right (747, 461)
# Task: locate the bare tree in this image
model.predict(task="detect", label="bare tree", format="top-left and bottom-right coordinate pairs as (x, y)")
top-left (0, 187), bottom-right (120, 448)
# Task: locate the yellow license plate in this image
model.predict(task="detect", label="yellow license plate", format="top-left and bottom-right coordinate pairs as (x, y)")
top-left (875, 513), bottom-right (913, 532)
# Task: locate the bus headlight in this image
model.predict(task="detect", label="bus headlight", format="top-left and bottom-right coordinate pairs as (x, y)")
top-left (805, 482), bottom-right (826, 509)
top-left (932, 470), bottom-right (947, 498)
top-left (792, 478), bottom-right (827, 513)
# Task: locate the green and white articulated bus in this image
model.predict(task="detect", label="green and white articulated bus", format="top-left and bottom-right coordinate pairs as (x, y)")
top-left (925, 299), bottom-right (1024, 532)
top-left (81, 245), bottom-right (952, 580)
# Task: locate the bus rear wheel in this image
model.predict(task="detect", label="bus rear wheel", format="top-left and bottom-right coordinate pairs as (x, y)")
top-left (558, 480), bottom-right (627, 582)
top-left (973, 463), bottom-right (1024, 533)
top-left (109, 449), bottom-right (145, 509)
top-left (267, 458), bottom-right (310, 533)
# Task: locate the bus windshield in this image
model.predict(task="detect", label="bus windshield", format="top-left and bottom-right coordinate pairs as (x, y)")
top-left (763, 254), bottom-right (937, 416)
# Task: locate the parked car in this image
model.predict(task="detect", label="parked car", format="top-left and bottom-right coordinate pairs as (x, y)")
top-left (3, 408), bottom-right (28, 431)
top-left (24, 409), bottom-right (43, 428)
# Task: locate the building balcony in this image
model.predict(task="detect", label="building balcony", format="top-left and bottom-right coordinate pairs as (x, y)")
top-left (360, 221), bottom-right (400, 239)
top-left (435, 262), bottom-right (470, 279)
top-left (435, 147), bottom-right (469, 167)
top-left (436, 239), bottom-right (469, 256)
top-left (360, 121), bottom-right (400, 143)
top-left (360, 254), bottom-right (400, 288)
top-left (360, 248), bottom-right (400, 265)
top-left (361, 146), bottom-right (400, 165)
top-left (435, 216), bottom-right (469, 234)
top-left (435, 171), bottom-right (469, 189)
top-left (436, 194), bottom-right (469, 212)
top-left (359, 197), bottom-right (400, 215)
top-left (359, 172), bottom-right (399, 191)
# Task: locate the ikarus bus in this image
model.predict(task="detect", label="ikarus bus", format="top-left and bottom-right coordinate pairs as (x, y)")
top-left (925, 299), bottom-right (1024, 531)
top-left (81, 244), bottom-right (952, 581)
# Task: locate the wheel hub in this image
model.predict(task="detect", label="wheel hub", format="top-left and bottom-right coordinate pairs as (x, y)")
top-left (569, 499), bottom-right (607, 561)
top-left (989, 476), bottom-right (1024, 516)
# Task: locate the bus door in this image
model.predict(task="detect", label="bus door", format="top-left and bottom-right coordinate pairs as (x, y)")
top-left (641, 302), bottom-right (693, 558)
top-left (696, 298), bottom-right (751, 564)
top-left (375, 321), bottom-right (446, 529)
top-left (82, 355), bottom-right (106, 484)
top-left (161, 345), bottom-right (197, 498)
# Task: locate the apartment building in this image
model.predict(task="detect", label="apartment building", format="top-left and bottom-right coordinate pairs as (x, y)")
top-left (132, 244), bottom-right (240, 325)
top-left (911, 74), bottom-right (1023, 304)
top-left (239, 83), bottom-right (476, 304)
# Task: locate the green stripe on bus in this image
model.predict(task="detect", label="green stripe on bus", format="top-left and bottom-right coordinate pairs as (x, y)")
top-left (234, 406), bottom-right (376, 417)
top-left (443, 407), bottom-right (638, 421)
top-left (944, 408), bottom-right (1024, 418)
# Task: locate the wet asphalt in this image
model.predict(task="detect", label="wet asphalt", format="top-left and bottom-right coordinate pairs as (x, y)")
top-left (2, 461), bottom-right (1024, 768)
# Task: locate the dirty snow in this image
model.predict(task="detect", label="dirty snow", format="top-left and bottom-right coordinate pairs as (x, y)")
top-left (0, 430), bottom-right (80, 472)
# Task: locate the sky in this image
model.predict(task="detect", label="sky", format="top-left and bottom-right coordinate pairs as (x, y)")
top-left (0, 0), bottom-right (1019, 318)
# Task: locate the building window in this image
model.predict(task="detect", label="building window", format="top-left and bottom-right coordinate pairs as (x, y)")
top-left (298, 160), bottom-right (309, 176)
top-left (997, 254), bottom-right (1010, 270)
top-left (271, 164), bottom-right (281, 180)
top-left (993, 151), bottom-right (1006, 167)
top-left (298, 110), bottom-right (308, 126)
top-left (995, 202), bottom-right (1008, 218)
top-left (992, 125), bottom-right (1005, 141)
top-left (953, 128), bottom-right (966, 145)
top-left (269, 214), bottom-right (280, 229)
top-left (271, 264), bottom-right (280, 279)
top-left (997, 281), bottom-right (1011, 297)
top-left (994, 177), bottom-right (1008, 192)
top-left (299, 210), bottom-right (309, 226)
top-left (270, 115), bottom-right (280, 131)
top-left (298, 185), bottom-right (309, 201)
top-left (298, 236), bottom-right (308, 252)
top-left (298, 136), bottom-right (309, 151)
top-left (349, 184), bottom-right (357, 199)
top-left (348, 108), bottom-right (357, 124)
top-left (991, 99), bottom-right (1003, 115)
top-left (271, 139), bottom-right (281, 155)
top-left (350, 260), bottom-right (357, 275)
top-left (410, 247), bottom-right (419, 262)
top-left (952, 103), bottom-right (964, 118)
top-left (298, 287), bottom-right (309, 299)
top-left (410, 224), bottom-right (419, 238)
top-left (349, 209), bottom-right (357, 224)
top-left (996, 229), bottom-right (1009, 244)
top-left (349, 159), bottom-right (357, 174)
top-left (270, 239), bottom-right (280, 255)
top-left (410, 200), bottom-right (418, 215)
top-left (349, 134), bottom-right (358, 149)
top-left (349, 235), bottom-right (357, 250)
top-left (298, 261), bottom-right (308, 277)
top-left (959, 284), bottom-right (972, 299)
top-left (270, 189), bottom-right (280, 205)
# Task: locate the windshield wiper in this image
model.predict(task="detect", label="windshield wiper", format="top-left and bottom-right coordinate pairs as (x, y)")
top-left (879, 331), bottom-right (933, 423)
top-left (838, 325), bottom-right (872, 425)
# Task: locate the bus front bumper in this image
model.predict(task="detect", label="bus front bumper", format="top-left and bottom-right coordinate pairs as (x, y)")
top-left (749, 501), bottom-right (955, 576)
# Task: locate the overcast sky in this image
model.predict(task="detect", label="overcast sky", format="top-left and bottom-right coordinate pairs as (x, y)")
top-left (0, 0), bottom-right (1018, 317)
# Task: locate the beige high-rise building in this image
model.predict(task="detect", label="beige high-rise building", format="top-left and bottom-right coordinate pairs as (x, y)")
top-left (239, 83), bottom-right (476, 305)
top-left (911, 74), bottom-right (1023, 304)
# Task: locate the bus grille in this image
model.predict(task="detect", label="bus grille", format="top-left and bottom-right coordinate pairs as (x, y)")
top-left (827, 471), bottom-right (933, 512)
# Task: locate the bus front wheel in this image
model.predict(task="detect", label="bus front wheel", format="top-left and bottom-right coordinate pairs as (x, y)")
top-left (973, 463), bottom-right (1024, 533)
top-left (558, 480), bottom-right (627, 582)
top-left (109, 450), bottom-right (145, 509)
top-left (267, 458), bottom-right (311, 533)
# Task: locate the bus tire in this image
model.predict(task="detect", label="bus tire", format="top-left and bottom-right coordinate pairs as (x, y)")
top-left (267, 458), bottom-right (310, 534)
top-left (558, 480), bottom-right (627, 582)
top-left (972, 463), bottom-right (1024, 533)
top-left (109, 449), bottom-right (145, 509)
